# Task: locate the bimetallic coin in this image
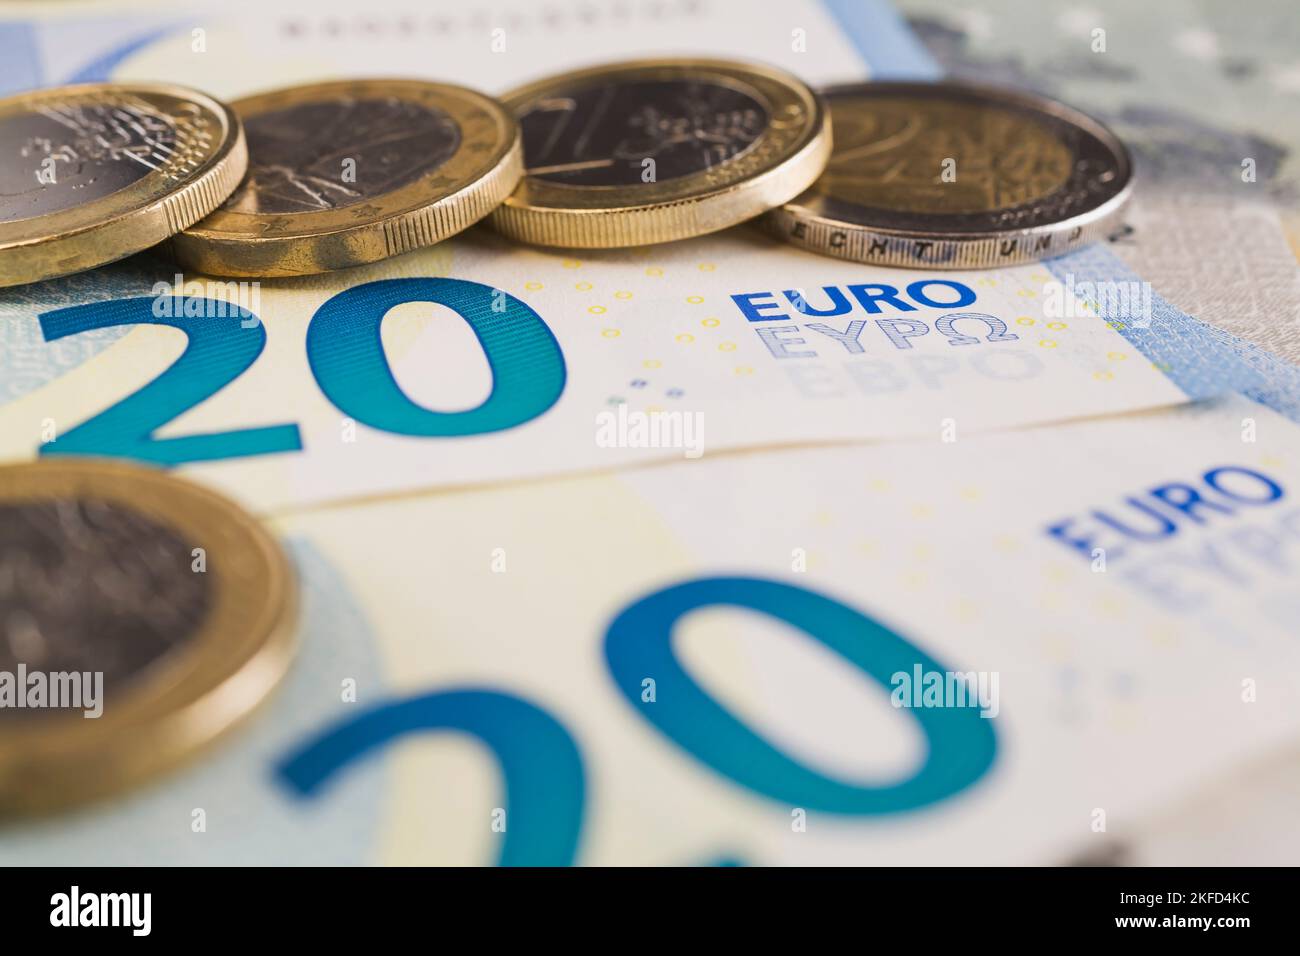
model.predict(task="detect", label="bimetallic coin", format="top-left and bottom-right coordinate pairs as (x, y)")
top-left (490, 59), bottom-right (831, 248)
top-left (0, 460), bottom-right (296, 814)
top-left (169, 79), bottom-right (523, 277)
top-left (0, 82), bottom-right (247, 288)
top-left (765, 81), bottom-right (1133, 269)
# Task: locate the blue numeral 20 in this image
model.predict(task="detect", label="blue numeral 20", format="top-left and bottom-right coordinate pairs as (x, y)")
top-left (277, 577), bottom-right (998, 864)
top-left (38, 278), bottom-right (566, 465)
top-left (39, 298), bottom-right (301, 466)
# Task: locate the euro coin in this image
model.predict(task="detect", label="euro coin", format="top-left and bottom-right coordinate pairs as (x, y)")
top-left (0, 459), bottom-right (297, 814)
top-left (169, 79), bottom-right (523, 277)
top-left (765, 81), bottom-right (1133, 269)
top-left (489, 58), bottom-right (831, 248)
top-left (0, 82), bottom-right (247, 288)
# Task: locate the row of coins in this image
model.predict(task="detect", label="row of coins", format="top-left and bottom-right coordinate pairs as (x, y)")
top-left (0, 59), bottom-right (1133, 287)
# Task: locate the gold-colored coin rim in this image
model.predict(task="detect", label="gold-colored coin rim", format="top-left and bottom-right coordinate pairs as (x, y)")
top-left (765, 80), bottom-right (1134, 270)
top-left (490, 58), bottom-right (832, 248)
top-left (0, 459), bottom-right (297, 815)
top-left (169, 78), bottom-right (524, 277)
top-left (0, 82), bottom-right (247, 288)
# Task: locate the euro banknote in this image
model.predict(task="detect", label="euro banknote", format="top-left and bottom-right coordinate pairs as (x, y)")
top-left (5, 0), bottom-right (1299, 511)
top-left (4, 393), bottom-right (1297, 865)
top-left (0, 234), bottom-right (1200, 511)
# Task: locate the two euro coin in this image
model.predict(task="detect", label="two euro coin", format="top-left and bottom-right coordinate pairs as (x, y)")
top-left (766, 81), bottom-right (1133, 269)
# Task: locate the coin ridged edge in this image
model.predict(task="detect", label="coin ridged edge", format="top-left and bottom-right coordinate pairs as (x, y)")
top-left (160, 135), bottom-right (250, 236)
top-left (381, 133), bottom-right (524, 258)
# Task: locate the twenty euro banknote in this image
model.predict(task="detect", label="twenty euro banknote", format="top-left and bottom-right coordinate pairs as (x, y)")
top-left (1, 0), bottom-right (1284, 512)
top-left (2, 394), bottom-right (1298, 864)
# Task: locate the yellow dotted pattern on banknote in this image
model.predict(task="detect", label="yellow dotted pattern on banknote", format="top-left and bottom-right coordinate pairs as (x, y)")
top-left (948, 598), bottom-right (981, 623)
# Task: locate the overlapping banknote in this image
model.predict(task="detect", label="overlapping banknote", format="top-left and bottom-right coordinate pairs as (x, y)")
top-left (1, 0), bottom-right (1299, 865)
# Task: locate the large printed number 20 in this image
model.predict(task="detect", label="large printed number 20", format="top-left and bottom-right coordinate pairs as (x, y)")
top-left (277, 577), bottom-right (998, 866)
top-left (37, 278), bottom-right (566, 465)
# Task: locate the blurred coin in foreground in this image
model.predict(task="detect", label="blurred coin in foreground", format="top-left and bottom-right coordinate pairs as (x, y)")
top-left (765, 81), bottom-right (1132, 269)
top-left (0, 460), bottom-right (297, 814)
top-left (490, 58), bottom-right (831, 248)
top-left (170, 79), bottom-right (522, 277)
top-left (0, 82), bottom-right (247, 288)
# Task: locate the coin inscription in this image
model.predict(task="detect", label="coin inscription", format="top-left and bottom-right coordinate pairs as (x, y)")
top-left (520, 79), bottom-right (769, 186)
top-left (0, 498), bottom-right (211, 716)
top-left (0, 102), bottom-right (178, 223)
top-left (223, 96), bottom-right (462, 214)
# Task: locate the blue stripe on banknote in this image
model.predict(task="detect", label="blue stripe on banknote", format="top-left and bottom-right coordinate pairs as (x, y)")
top-left (0, 22), bottom-right (41, 91)
top-left (0, 17), bottom-right (182, 94)
top-left (821, 0), bottom-right (944, 81)
top-left (1046, 244), bottom-right (1300, 420)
